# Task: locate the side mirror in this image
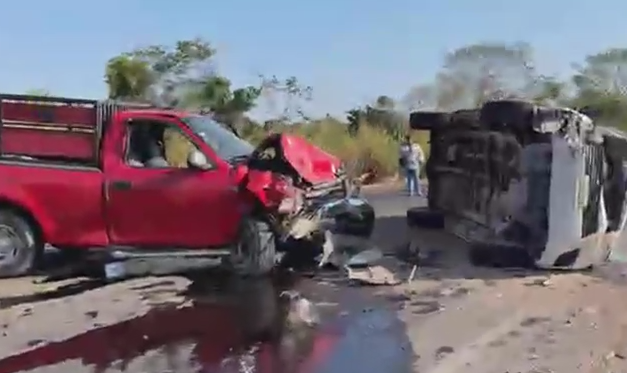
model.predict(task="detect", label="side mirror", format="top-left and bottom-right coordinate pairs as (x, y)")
top-left (187, 150), bottom-right (211, 170)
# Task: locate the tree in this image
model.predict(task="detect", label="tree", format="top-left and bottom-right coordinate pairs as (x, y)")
top-left (432, 42), bottom-right (539, 109)
top-left (259, 75), bottom-right (313, 123)
top-left (104, 38), bottom-right (215, 102)
top-left (569, 48), bottom-right (627, 128)
top-left (401, 84), bottom-right (438, 111)
top-left (532, 75), bottom-right (566, 105)
top-left (181, 75), bottom-right (261, 131)
top-left (127, 38), bottom-right (215, 87)
top-left (345, 95), bottom-right (405, 139)
top-left (346, 108), bottom-right (365, 135)
top-left (375, 95), bottom-right (395, 110)
top-left (572, 48), bottom-right (627, 96)
top-left (104, 56), bottom-right (153, 100)
top-left (104, 38), bottom-right (262, 131)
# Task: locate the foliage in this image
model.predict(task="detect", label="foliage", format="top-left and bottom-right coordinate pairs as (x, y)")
top-left (100, 39), bottom-right (627, 182)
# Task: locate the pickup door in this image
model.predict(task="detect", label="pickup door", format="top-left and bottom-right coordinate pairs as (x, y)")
top-left (104, 114), bottom-right (243, 248)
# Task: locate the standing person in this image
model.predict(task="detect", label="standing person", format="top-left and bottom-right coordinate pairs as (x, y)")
top-left (399, 134), bottom-right (425, 196)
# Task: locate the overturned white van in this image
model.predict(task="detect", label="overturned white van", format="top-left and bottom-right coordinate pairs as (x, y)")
top-left (409, 100), bottom-right (627, 270)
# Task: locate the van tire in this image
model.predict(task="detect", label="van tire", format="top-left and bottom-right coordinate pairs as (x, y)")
top-left (480, 100), bottom-right (535, 127)
top-left (450, 109), bottom-right (481, 128)
top-left (0, 209), bottom-right (43, 278)
top-left (231, 218), bottom-right (277, 277)
top-left (406, 207), bottom-right (444, 229)
top-left (409, 112), bottom-right (450, 130)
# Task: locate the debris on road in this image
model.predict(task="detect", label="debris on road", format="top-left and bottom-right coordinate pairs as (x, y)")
top-left (407, 265), bottom-right (418, 283)
top-left (527, 277), bottom-right (554, 287)
top-left (347, 265), bottom-right (401, 286)
top-left (315, 229), bottom-right (405, 286)
top-left (318, 231), bottom-right (378, 268)
top-left (346, 247), bottom-right (384, 267)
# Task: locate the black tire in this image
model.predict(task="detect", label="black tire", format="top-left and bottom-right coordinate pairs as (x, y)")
top-left (409, 111), bottom-right (450, 130)
top-left (406, 207), bottom-right (444, 229)
top-left (469, 241), bottom-right (535, 269)
top-left (450, 109), bottom-right (481, 129)
top-left (336, 217), bottom-right (374, 237)
top-left (230, 218), bottom-right (277, 277)
top-left (334, 204), bottom-right (376, 237)
top-left (480, 100), bottom-right (536, 131)
top-left (0, 209), bottom-right (43, 278)
top-left (278, 233), bottom-right (325, 271)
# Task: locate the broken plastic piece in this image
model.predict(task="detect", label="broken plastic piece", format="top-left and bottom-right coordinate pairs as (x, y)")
top-left (346, 248), bottom-right (384, 267)
top-left (347, 265), bottom-right (401, 286)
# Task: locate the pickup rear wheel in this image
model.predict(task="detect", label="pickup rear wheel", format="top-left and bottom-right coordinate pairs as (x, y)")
top-left (230, 218), bottom-right (277, 277)
top-left (0, 209), bottom-right (42, 278)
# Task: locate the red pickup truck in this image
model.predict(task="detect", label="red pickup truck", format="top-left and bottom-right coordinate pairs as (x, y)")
top-left (0, 94), bottom-right (350, 278)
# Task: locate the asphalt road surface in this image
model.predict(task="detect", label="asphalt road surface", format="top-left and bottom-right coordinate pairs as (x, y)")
top-left (0, 187), bottom-right (627, 373)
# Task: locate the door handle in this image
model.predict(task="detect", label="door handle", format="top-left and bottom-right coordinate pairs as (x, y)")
top-left (110, 180), bottom-right (132, 190)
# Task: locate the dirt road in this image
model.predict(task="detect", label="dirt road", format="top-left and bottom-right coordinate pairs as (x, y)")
top-left (0, 190), bottom-right (626, 373)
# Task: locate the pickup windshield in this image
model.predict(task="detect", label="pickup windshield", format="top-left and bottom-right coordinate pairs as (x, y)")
top-left (183, 115), bottom-right (255, 161)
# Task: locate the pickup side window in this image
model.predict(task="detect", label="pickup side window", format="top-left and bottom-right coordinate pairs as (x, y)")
top-left (125, 119), bottom-right (203, 169)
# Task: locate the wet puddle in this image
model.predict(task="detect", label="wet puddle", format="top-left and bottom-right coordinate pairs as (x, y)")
top-left (0, 274), bottom-right (413, 373)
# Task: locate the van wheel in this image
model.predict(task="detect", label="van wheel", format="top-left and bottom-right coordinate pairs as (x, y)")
top-left (0, 209), bottom-right (43, 278)
top-left (230, 218), bottom-right (277, 277)
top-left (409, 111), bottom-right (450, 130)
top-left (406, 207), bottom-right (444, 229)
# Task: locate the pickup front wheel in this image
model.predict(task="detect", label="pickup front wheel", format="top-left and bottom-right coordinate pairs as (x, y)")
top-left (0, 209), bottom-right (42, 278)
top-left (230, 218), bottom-right (277, 277)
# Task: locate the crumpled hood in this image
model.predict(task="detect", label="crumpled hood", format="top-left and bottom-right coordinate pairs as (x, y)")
top-left (253, 133), bottom-right (342, 185)
top-left (238, 133), bottom-right (347, 211)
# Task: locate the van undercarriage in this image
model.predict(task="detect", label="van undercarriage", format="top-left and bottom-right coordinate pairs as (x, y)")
top-left (410, 100), bottom-right (627, 270)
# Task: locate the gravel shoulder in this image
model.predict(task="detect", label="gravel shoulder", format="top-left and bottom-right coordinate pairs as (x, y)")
top-left (390, 226), bottom-right (627, 373)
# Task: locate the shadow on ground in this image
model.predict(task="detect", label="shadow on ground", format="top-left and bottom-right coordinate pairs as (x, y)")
top-left (371, 215), bottom-right (591, 285)
top-left (0, 265), bottom-right (415, 373)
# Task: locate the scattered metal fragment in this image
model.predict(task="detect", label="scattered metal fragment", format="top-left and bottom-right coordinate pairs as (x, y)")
top-left (407, 265), bottom-right (417, 284)
top-left (346, 248), bottom-right (383, 267)
top-left (346, 265), bottom-right (401, 286)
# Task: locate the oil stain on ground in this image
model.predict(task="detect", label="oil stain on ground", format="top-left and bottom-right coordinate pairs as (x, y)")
top-left (0, 275), bottom-right (413, 373)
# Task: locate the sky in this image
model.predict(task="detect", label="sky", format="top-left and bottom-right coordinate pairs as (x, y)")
top-left (1, 0), bottom-right (626, 119)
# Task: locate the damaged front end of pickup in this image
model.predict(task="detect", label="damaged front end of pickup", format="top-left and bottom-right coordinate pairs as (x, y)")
top-left (235, 133), bottom-right (375, 265)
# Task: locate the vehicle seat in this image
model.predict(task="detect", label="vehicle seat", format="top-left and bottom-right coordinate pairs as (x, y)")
top-left (127, 134), bottom-right (145, 167)
top-left (127, 156), bottom-right (144, 167)
top-left (163, 126), bottom-right (195, 168)
top-left (129, 125), bottom-right (169, 168)
top-left (144, 140), bottom-right (169, 167)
